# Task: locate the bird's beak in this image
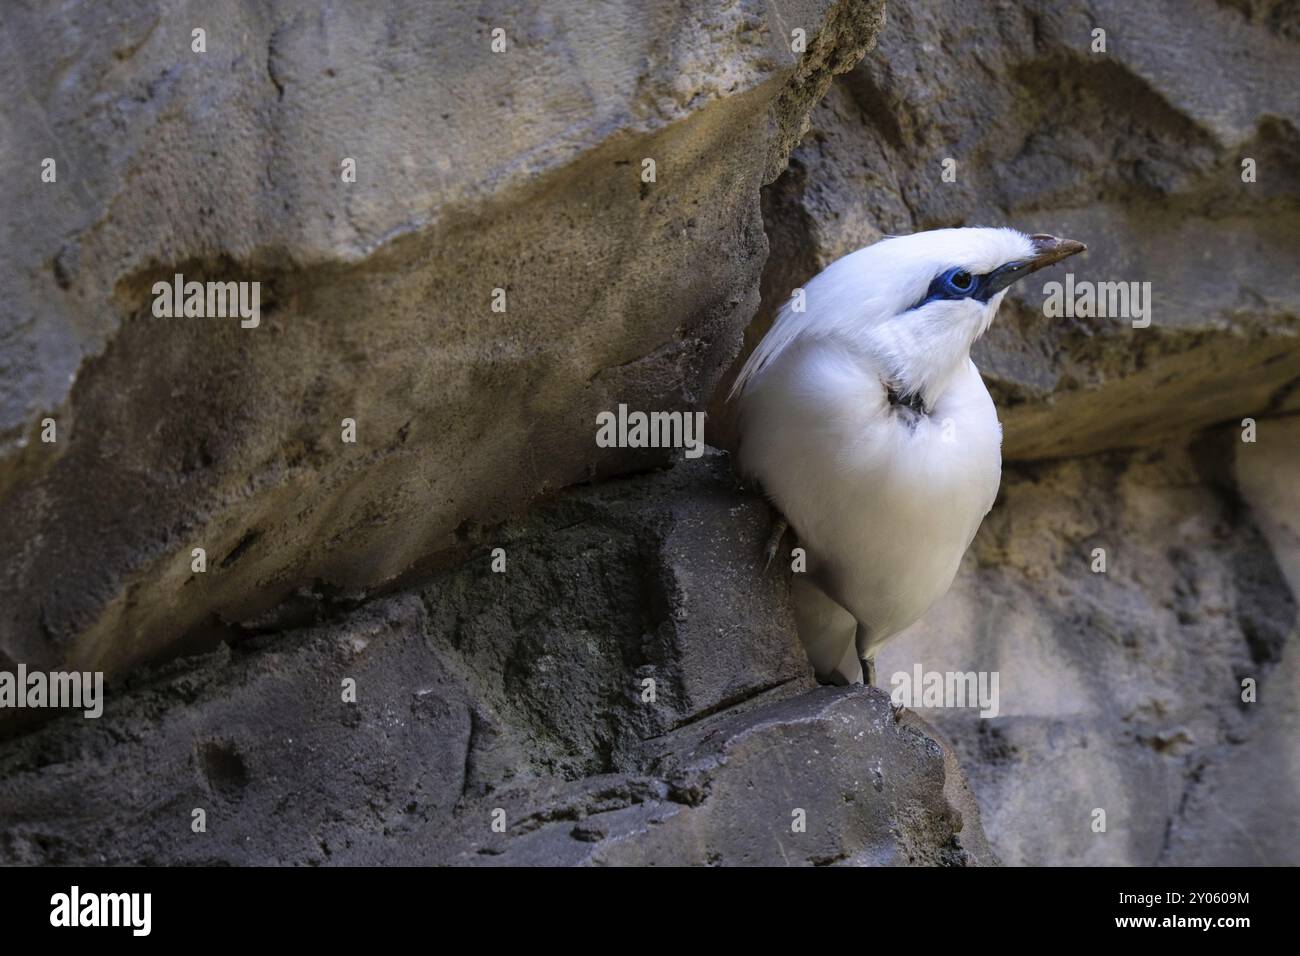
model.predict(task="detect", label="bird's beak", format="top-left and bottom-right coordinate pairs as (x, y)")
top-left (1027, 234), bottom-right (1087, 270)
top-left (984, 234), bottom-right (1087, 295)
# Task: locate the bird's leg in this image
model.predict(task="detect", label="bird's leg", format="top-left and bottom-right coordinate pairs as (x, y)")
top-left (763, 513), bottom-right (789, 573)
top-left (853, 623), bottom-right (875, 686)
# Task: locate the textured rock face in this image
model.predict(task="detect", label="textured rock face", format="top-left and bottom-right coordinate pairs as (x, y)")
top-left (0, 458), bottom-right (991, 866)
top-left (736, 0), bottom-right (1300, 864)
top-left (877, 428), bottom-right (1299, 865)
top-left (0, 0), bottom-right (885, 678)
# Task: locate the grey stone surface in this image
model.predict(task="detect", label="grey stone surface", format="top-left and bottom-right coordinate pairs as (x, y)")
top-left (875, 426), bottom-right (1300, 865)
top-left (0, 457), bottom-right (991, 866)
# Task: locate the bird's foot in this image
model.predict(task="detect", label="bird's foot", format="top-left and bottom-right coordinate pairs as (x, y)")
top-left (890, 702), bottom-right (908, 723)
top-left (860, 657), bottom-right (876, 687)
top-left (763, 515), bottom-right (789, 573)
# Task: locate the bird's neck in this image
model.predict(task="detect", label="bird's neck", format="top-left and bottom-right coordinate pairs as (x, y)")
top-left (892, 351), bottom-right (972, 414)
top-left (886, 382), bottom-right (929, 415)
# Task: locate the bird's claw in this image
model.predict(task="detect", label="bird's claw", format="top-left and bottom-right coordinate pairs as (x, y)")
top-left (763, 516), bottom-right (788, 573)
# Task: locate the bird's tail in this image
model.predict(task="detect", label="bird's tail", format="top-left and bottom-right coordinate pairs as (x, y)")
top-left (791, 574), bottom-right (861, 686)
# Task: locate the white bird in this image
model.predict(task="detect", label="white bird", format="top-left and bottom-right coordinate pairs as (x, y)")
top-left (730, 228), bottom-right (1085, 686)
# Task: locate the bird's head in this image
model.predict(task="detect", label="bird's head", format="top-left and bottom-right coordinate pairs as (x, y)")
top-left (732, 227), bottom-right (1085, 411)
top-left (843, 227), bottom-right (1085, 408)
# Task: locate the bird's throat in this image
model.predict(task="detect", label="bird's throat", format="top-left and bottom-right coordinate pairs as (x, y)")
top-left (886, 383), bottom-right (928, 417)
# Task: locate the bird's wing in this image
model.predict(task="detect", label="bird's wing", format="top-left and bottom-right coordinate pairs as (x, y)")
top-left (728, 297), bottom-right (812, 401)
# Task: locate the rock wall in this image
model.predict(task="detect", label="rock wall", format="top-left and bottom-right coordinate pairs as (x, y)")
top-left (1, 0), bottom-right (1296, 865)
top-left (0, 0), bottom-right (884, 677)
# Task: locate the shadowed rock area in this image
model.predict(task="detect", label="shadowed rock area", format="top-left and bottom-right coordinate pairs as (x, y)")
top-left (0, 456), bottom-right (991, 866)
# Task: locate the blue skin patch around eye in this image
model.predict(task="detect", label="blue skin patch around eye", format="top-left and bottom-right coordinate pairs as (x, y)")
top-left (907, 261), bottom-right (1033, 312)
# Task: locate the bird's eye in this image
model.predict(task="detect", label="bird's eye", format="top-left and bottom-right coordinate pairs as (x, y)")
top-left (947, 269), bottom-right (974, 293)
top-left (911, 266), bottom-right (986, 312)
